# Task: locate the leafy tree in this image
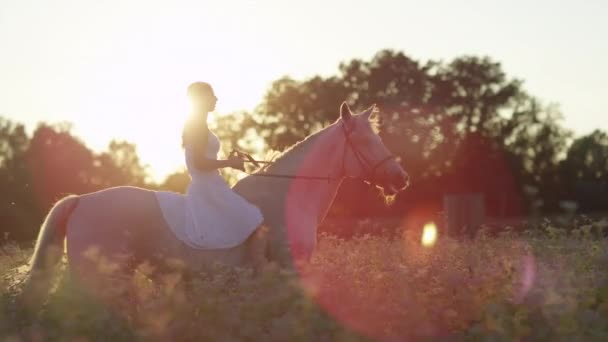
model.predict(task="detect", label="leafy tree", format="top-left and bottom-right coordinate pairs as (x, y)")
top-left (159, 170), bottom-right (190, 193)
top-left (249, 50), bottom-right (573, 218)
top-left (0, 118), bottom-right (154, 243)
top-left (0, 118), bottom-right (38, 242)
top-left (25, 123), bottom-right (97, 213)
top-left (1, 49), bottom-right (605, 243)
top-left (562, 130), bottom-right (608, 182)
top-left (94, 140), bottom-right (148, 188)
top-left (560, 130), bottom-right (608, 212)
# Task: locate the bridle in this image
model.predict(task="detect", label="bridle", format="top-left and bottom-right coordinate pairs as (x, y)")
top-left (340, 121), bottom-right (395, 187)
top-left (235, 121), bottom-right (395, 185)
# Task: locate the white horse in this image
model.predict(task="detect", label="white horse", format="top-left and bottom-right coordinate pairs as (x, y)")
top-left (20, 102), bottom-right (409, 305)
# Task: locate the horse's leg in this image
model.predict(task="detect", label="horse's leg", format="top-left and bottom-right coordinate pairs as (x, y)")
top-left (246, 225), bottom-right (270, 274)
top-left (266, 222), bottom-right (318, 271)
top-left (265, 224), bottom-right (296, 270)
top-left (67, 225), bottom-right (137, 302)
top-left (66, 192), bottom-right (142, 310)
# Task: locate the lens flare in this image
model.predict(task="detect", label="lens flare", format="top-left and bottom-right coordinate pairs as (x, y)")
top-left (421, 222), bottom-right (437, 247)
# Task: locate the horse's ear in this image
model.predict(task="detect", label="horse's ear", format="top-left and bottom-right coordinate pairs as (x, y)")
top-left (340, 102), bottom-right (352, 121)
top-left (360, 104), bottom-right (377, 119)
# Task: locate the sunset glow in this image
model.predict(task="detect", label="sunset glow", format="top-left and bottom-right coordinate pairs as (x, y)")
top-left (1, 0), bottom-right (607, 183)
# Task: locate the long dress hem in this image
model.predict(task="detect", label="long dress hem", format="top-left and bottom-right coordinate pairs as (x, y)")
top-left (155, 130), bottom-right (263, 249)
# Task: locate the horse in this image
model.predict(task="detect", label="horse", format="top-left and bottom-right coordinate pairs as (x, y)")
top-left (19, 102), bottom-right (409, 307)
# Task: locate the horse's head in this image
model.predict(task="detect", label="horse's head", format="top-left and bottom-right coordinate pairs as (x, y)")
top-left (339, 102), bottom-right (409, 196)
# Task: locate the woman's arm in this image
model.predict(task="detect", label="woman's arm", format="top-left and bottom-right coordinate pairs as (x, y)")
top-left (194, 155), bottom-right (244, 171)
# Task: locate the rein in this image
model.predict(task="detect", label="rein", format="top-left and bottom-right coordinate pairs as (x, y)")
top-left (230, 150), bottom-right (339, 183)
top-left (231, 122), bottom-right (394, 185)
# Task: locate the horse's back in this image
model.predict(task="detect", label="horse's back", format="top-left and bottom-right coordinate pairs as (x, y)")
top-left (66, 186), bottom-right (175, 276)
top-left (69, 186), bottom-right (159, 242)
top-left (76, 186), bottom-right (156, 217)
top-left (66, 186), bottom-right (249, 278)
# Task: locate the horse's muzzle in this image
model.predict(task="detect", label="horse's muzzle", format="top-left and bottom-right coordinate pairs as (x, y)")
top-left (382, 170), bottom-right (409, 195)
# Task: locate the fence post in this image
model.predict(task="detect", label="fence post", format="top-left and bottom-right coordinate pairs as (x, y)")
top-left (443, 193), bottom-right (485, 237)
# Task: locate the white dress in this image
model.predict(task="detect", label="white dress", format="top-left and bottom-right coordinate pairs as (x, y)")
top-left (155, 130), bottom-right (263, 249)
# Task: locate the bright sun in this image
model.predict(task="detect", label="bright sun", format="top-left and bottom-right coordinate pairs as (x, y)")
top-left (73, 82), bottom-right (195, 183)
top-left (62, 28), bottom-right (270, 184)
top-left (74, 77), bottom-right (253, 184)
top-left (8, 0), bottom-right (281, 185)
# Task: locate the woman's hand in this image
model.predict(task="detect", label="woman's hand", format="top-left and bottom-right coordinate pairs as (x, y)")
top-left (227, 155), bottom-right (246, 171)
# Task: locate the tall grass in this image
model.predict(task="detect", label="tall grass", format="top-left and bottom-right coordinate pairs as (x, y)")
top-left (2, 220), bottom-right (608, 341)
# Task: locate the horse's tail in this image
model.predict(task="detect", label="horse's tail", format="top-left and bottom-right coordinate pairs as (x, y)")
top-left (20, 195), bottom-right (80, 310)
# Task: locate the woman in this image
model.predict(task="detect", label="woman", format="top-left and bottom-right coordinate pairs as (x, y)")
top-left (161, 81), bottom-right (264, 252)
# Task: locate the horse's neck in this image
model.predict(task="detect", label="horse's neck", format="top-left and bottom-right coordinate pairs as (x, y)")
top-left (272, 123), bottom-right (346, 224)
top-left (235, 122), bottom-right (346, 227)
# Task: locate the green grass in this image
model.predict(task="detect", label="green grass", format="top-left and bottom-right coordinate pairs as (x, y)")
top-left (2, 221), bottom-right (608, 341)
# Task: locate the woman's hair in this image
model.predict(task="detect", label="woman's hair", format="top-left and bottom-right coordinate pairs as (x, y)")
top-left (187, 81), bottom-right (213, 100)
top-left (182, 116), bottom-right (200, 148)
top-left (182, 82), bottom-right (212, 148)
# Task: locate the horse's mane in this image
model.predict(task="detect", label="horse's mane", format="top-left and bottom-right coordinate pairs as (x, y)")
top-left (252, 121), bottom-right (337, 173)
top-left (251, 110), bottom-right (380, 173)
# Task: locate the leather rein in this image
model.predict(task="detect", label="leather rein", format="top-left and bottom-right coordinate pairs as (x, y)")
top-left (231, 122), bottom-right (395, 186)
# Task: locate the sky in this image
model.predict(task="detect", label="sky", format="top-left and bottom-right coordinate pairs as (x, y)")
top-left (0, 0), bottom-right (607, 181)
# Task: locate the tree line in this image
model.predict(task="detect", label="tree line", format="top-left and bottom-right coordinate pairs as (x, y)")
top-left (1, 49), bottom-right (607, 243)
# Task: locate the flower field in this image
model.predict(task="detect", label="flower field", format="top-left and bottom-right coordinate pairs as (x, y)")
top-left (2, 220), bottom-right (608, 341)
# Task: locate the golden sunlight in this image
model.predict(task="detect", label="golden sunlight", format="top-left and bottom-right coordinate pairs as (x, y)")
top-left (421, 222), bottom-right (438, 247)
top-left (64, 31), bottom-right (269, 184)
top-left (73, 79), bottom-right (197, 183)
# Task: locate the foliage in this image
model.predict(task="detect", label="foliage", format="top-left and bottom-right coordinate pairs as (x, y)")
top-left (0, 119), bottom-right (149, 243)
top-left (2, 220), bottom-right (608, 341)
top-left (559, 130), bottom-right (608, 212)
top-left (225, 50), bottom-right (602, 218)
top-left (563, 130), bottom-right (608, 181)
top-left (1, 49), bottom-right (607, 244)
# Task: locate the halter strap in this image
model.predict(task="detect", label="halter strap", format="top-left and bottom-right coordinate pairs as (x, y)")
top-left (340, 121), bottom-right (395, 186)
